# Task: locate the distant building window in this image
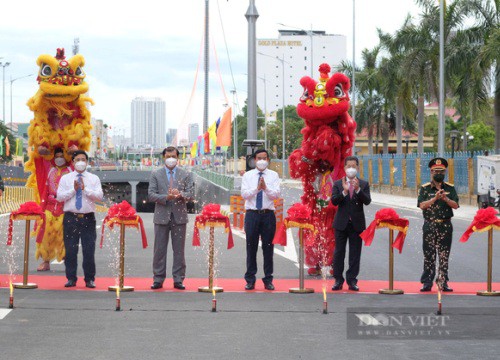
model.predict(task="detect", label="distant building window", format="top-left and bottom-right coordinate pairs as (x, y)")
top-left (305, 66), bottom-right (307, 70)
top-left (276, 65), bottom-right (279, 69)
top-left (323, 46), bottom-right (325, 49)
top-left (304, 56), bottom-right (307, 60)
top-left (276, 95), bottom-right (279, 97)
top-left (304, 47), bottom-right (307, 51)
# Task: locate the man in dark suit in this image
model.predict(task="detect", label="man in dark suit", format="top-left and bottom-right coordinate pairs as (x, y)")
top-left (148, 146), bottom-right (194, 290)
top-left (331, 156), bottom-right (371, 291)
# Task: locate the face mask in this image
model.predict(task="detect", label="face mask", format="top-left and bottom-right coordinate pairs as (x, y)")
top-left (345, 168), bottom-right (357, 178)
top-left (54, 158), bottom-right (66, 167)
top-left (256, 160), bottom-right (268, 171)
top-left (165, 157), bottom-right (178, 168)
top-left (433, 174), bottom-right (445, 183)
top-left (75, 161), bottom-right (87, 172)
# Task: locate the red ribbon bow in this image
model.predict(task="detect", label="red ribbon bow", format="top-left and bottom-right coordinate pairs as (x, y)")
top-left (360, 208), bottom-right (409, 253)
top-left (192, 204), bottom-right (234, 249)
top-left (273, 203), bottom-right (315, 246)
top-left (7, 202), bottom-right (46, 245)
top-left (100, 201), bottom-right (148, 249)
top-left (460, 207), bottom-right (500, 243)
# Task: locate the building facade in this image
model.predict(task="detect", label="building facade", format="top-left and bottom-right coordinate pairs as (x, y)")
top-left (131, 97), bottom-right (166, 148)
top-left (188, 123), bottom-right (200, 144)
top-left (257, 30), bottom-right (347, 114)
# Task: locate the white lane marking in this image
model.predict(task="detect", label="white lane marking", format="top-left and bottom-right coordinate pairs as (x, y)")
top-left (231, 228), bottom-right (299, 266)
top-left (0, 309), bottom-right (12, 319)
top-left (274, 228), bottom-right (299, 267)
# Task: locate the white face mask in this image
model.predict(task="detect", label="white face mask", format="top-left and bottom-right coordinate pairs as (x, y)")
top-left (345, 167), bottom-right (357, 178)
top-left (256, 160), bottom-right (268, 171)
top-left (54, 157), bottom-right (66, 167)
top-left (75, 161), bottom-right (87, 172)
top-left (165, 157), bottom-right (178, 168)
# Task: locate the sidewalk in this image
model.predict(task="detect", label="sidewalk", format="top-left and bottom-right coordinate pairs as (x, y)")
top-left (281, 178), bottom-right (477, 220)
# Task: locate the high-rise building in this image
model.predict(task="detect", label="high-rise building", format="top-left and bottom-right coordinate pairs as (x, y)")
top-left (166, 128), bottom-right (177, 145)
top-left (188, 123), bottom-right (200, 144)
top-left (257, 30), bottom-right (347, 114)
top-left (131, 97), bottom-right (166, 148)
top-left (89, 118), bottom-right (109, 159)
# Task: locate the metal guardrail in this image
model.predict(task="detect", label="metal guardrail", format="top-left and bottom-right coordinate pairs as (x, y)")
top-left (192, 169), bottom-right (234, 190)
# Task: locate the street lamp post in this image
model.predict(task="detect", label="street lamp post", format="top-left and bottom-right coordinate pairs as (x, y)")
top-left (257, 52), bottom-right (290, 179)
top-left (277, 23), bottom-right (313, 77)
top-left (403, 135), bottom-right (411, 157)
top-left (450, 130), bottom-right (459, 158)
top-left (258, 75), bottom-right (267, 148)
top-left (10, 74), bottom-right (34, 131)
top-left (0, 61), bottom-right (11, 124)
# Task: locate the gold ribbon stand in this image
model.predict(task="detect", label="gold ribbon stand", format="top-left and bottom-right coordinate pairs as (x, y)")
top-left (108, 222), bottom-right (134, 292)
top-left (13, 215), bottom-right (38, 289)
top-left (477, 228), bottom-right (500, 296)
top-left (379, 229), bottom-right (404, 295)
top-left (199, 226), bottom-right (223, 293)
top-left (289, 228), bottom-right (314, 294)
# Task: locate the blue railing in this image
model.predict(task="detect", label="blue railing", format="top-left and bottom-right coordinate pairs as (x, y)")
top-left (359, 150), bottom-right (493, 195)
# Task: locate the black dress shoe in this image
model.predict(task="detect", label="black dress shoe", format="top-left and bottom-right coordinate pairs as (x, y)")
top-left (173, 282), bottom-right (185, 290)
top-left (348, 284), bottom-right (359, 291)
top-left (151, 282), bottom-right (163, 289)
top-left (264, 283), bottom-right (275, 291)
top-left (64, 280), bottom-right (76, 288)
top-left (420, 283), bottom-right (432, 292)
top-left (245, 282), bottom-right (255, 290)
top-left (85, 280), bottom-right (96, 289)
top-left (331, 281), bottom-right (343, 291)
top-left (441, 283), bottom-right (453, 292)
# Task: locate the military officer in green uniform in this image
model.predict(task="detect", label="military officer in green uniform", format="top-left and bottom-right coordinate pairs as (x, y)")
top-left (417, 157), bottom-right (459, 292)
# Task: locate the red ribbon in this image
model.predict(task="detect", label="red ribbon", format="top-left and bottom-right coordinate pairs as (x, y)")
top-left (272, 203), bottom-right (315, 246)
top-left (192, 204), bottom-right (234, 249)
top-left (7, 202), bottom-right (46, 245)
top-left (460, 207), bottom-right (500, 243)
top-left (100, 201), bottom-right (148, 249)
top-left (360, 208), bottom-right (409, 253)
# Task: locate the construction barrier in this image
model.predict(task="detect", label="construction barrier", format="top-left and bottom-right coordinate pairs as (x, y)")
top-left (230, 195), bottom-right (284, 231)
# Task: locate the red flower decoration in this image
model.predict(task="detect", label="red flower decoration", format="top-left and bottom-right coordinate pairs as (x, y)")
top-left (7, 202), bottom-right (46, 246)
top-left (100, 201), bottom-right (148, 249)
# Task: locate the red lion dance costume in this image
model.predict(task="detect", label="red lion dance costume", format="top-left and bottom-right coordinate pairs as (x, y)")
top-left (289, 64), bottom-right (356, 275)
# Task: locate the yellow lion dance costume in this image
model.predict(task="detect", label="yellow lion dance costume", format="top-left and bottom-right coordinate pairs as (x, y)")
top-left (25, 48), bottom-right (93, 268)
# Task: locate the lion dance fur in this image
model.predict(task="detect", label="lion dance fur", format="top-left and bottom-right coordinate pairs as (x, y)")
top-left (25, 48), bottom-right (93, 262)
top-left (289, 64), bottom-right (356, 274)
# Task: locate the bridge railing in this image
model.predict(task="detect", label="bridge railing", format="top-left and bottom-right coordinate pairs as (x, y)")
top-left (192, 168), bottom-right (234, 190)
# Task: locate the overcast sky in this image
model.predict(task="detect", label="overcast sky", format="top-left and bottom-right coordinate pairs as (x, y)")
top-left (0, 0), bottom-right (424, 139)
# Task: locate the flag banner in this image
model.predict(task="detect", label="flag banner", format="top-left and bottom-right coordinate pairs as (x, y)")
top-left (216, 108), bottom-right (232, 147)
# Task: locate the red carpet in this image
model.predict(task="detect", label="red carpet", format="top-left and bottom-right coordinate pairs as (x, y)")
top-left (1, 274), bottom-right (498, 295)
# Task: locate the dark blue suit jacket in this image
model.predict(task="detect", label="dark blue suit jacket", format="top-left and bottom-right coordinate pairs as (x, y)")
top-left (331, 177), bottom-right (371, 232)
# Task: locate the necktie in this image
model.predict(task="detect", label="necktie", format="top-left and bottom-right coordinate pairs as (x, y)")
top-left (76, 173), bottom-right (83, 210)
top-left (256, 172), bottom-right (263, 210)
top-left (169, 170), bottom-right (174, 189)
top-left (349, 181), bottom-right (354, 198)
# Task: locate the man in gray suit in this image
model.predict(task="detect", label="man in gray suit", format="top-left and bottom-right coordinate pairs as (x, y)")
top-left (148, 146), bottom-right (194, 290)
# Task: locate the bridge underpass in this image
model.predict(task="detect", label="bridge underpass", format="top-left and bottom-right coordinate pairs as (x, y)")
top-left (92, 169), bottom-right (231, 212)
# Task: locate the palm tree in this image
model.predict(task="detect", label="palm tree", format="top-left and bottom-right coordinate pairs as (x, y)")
top-left (454, 0), bottom-right (500, 149)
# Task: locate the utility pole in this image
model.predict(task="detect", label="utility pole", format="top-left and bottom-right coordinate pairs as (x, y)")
top-left (245, 0), bottom-right (259, 151)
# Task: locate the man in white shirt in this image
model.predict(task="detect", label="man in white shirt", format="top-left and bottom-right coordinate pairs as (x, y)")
top-left (241, 149), bottom-right (281, 291)
top-left (57, 150), bottom-right (103, 288)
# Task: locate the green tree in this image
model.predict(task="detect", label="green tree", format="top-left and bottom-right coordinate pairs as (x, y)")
top-left (265, 105), bottom-right (302, 159)
top-left (467, 121), bottom-right (495, 151)
top-left (0, 122), bottom-right (16, 163)
top-left (454, 0), bottom-right (500, 149)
